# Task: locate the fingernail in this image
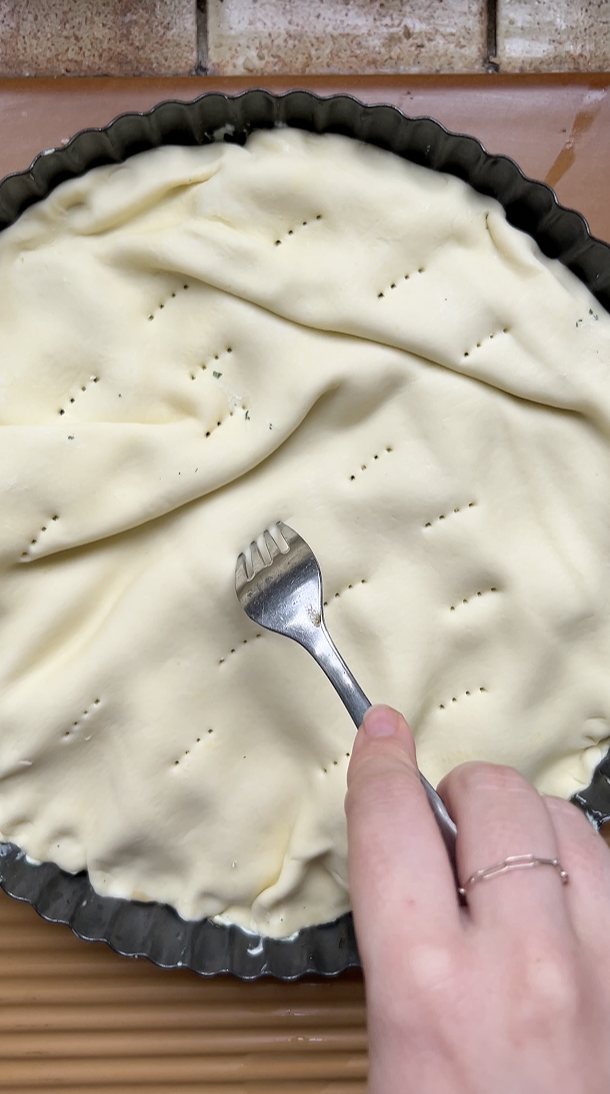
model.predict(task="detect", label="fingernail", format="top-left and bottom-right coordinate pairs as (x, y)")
top-left (362, 706), bottom-right (397, 738)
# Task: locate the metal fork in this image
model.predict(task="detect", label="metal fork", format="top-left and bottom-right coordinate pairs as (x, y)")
top-left (235, 521), bottom-right (458, 876)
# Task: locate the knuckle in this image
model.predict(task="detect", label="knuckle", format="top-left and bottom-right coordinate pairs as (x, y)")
top-left (345, 756), bottom-right (421, 820)
top-left (545, 797), bottom-right (610, 868)
top-left (366, 940), bottom-right (461, 1029)
top-left (404, 942), bottom-right (460, 995)
top-left (575, 829), bottom-right (610, 881)
top-left (518, 943), bottom-right (580, 1027)
top-left (452, 760), bottom-right (533, 799)
top-left (546, 795), bottom-right (596, 834)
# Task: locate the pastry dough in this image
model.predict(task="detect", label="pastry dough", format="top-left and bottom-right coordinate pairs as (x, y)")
top-left (0, 129), bottom-right (609, 937)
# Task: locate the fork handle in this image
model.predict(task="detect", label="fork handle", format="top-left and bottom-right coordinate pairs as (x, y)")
top-left (309, 624), bottom-right (371, 728)
top-left (306, 624), bottom-right (459, 878)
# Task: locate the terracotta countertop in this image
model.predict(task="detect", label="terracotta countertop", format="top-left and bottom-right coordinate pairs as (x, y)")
top-left (0, 74), bottom-right (609, 1093)
top-left (1, 74), bottom-right (609, 243)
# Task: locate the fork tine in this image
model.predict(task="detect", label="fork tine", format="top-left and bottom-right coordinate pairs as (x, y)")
top-left (235, 551), bottom-right (249, 592)
top-left (250, 540), bottom-right (267, 577)
top-left (276, 521), bottom-right (296, 551)
top-left (263, 529), bottom-right (281, 561)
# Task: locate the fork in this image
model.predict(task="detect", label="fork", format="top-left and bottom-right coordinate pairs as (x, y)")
top-left (235, 521), bottom-right (458, 876)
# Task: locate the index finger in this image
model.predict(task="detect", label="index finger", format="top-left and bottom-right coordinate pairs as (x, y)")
top-left (345, 705), bottom-right (461, 970)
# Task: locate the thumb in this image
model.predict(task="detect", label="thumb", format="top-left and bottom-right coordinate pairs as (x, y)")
top-left (345, 705), bottom-right (459, 968)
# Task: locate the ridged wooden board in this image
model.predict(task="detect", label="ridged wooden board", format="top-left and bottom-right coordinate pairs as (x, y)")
top-left (0, 893), bottom-right (367, 1090)
top-left (0, 73), bottom-right (608, 1091)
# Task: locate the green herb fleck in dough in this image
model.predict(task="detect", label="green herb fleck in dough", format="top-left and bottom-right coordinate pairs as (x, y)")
top-left (590, 309), bottom-right (599, 320)
top-left (67, 435), bottom-right (74, 440)
top-left (245, 410), bottom-right (250, 420)
top-left (213, 371), bottom-right (222, 378)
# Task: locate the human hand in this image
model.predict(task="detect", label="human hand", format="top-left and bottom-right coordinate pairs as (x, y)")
top-left (345, 704), bottom-right (610, 1094)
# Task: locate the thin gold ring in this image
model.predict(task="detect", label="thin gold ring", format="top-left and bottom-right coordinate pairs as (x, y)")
top-left (458, 854), bottom-right (569, 898)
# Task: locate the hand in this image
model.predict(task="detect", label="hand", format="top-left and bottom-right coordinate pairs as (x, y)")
top-left (345, 704), bottom-right (610, 1094)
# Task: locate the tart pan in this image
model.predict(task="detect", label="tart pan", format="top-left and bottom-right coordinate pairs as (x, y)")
top-left (1, 89), bottom-right (610, 980)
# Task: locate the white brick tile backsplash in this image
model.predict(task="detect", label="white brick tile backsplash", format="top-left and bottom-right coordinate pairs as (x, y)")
top-left (497, 0), bottom-right (610, 73)
top-left (0, 0), bottom-right (198, 77)
top-left (206, 0), bottom-right (488, 76)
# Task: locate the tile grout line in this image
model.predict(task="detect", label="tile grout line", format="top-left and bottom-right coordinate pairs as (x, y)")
top-left (485, 0), bottom-right (500, 72)
top-left (195, 0), bottom-right (208, 75)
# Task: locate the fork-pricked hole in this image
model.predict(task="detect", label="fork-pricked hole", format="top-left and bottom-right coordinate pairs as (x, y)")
top-left (323, 577), bottom-right (367, 607)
